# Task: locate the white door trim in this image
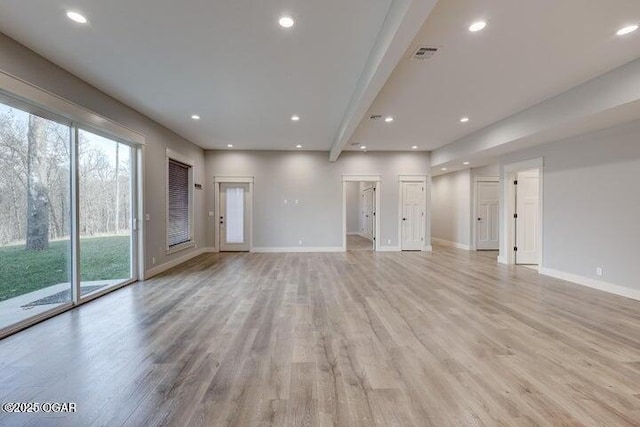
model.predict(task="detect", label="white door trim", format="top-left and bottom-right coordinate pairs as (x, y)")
top-left (397, 175), bottom-right (429, 251)
top-left (398, 175), bottom-right (427, 182)
top-left (214, 176), bottom-right (254, 251)
top-left (214, 176), bottom-right (255, 183)
top-left (471, 176), bottom-right (500, 251)
top-left (342, 175), bottom-right (381, 251)
top-left (137, 145), bottom-right (146, 280)
top-left (342, 174), bottom-right (381, 182)
top-left (500, 158), bottom-right (543, 266)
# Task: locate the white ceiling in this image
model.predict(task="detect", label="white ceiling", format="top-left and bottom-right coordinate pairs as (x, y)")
top-left (1, 0), bottom-right (639, 156)
top-left (0, 0), bottom-right (393, 150)
top-left (348, 0), bottom-right (640, 152)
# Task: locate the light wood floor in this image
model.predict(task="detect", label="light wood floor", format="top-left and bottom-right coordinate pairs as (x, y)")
top-left (0, 246), bottom-right (639, 426)
top-left (346, 235), bottom-right (373, 251)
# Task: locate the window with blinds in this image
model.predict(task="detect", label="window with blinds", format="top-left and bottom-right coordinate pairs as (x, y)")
top-left (167, 159), bottom-right (192, 247)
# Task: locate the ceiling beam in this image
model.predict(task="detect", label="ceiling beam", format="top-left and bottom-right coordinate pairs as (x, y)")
top-left (329, 0), bottom-right (438, 162)
top-left (430, 57), bottom-right (640, 169)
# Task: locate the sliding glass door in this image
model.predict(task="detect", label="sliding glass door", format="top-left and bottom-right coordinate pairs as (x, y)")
top-left (78, 129), bottom-right (135, 298)
top-left (0, 97), bottom-right (139, 337)
top-left (0, 102), bottom-right (73, 331)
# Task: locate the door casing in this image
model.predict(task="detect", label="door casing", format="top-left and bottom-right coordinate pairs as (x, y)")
top-left (219, 183), bottom-right (251, 252)
top-left (342, 175), bottom-right (381, 251)
top-left (214, 176), bottom-right (254, 252)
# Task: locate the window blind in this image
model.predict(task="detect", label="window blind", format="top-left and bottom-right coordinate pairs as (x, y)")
top-left (168, 159), bottom-right (191, 247)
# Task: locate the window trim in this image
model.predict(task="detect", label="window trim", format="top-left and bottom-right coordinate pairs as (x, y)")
top-left (166, 148), bottom-right (194, 254)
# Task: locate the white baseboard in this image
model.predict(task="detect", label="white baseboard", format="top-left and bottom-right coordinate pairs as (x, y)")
top-left (497, 255), bottom-right (507, 264)
top-left (201, 247), bottom-right (219, 253)
top-left (539, 267), bottom-right (640, 301)
top-left (145, 248), bottom-right (207, 279)
top-left (346, 232), bottom-right (360, 236)
top-left (377, 246), bottom-right (400, 252)
top-left (432, 238), bottom-right (471, 251)
top-left (251, 246), bottom-right (344, 253)
top-left (423, 245), bottom-right (433, 252)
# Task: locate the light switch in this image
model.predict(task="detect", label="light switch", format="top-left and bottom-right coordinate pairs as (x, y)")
top-left (145, 214), bottom-right (151, 221)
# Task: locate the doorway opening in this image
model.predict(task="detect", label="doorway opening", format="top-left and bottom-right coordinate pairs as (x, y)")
top-left (501, 159), bottom-right (543, 267)
top-left (342, 176), bottom-right (381, 252)
top-left (345, 182), bottom-right (376, 251)
top-left (214, 177), bottom-right (254, 252)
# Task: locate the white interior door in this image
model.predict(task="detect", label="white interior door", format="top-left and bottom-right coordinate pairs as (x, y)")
top-left (476, 181), bottom-right (499, 250)
top-left (219, 183), bottom-right (250, 252)
top-left (362, 188), bottom-right (374, 240)
top-left (515, 169), bottom-right (539, 264)
top-left (401, 182), bottom-right (424, 251)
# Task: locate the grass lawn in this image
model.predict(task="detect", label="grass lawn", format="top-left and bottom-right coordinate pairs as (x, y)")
top-left (0, 235), bottom-right (130, 301)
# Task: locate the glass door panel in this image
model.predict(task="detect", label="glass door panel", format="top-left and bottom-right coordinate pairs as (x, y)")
top-left (0, 102), bottom-right (72, 331)
top-left (78, 129), bottom-right (133, 297)
top-left (225, 187), bottom-right (244, 244)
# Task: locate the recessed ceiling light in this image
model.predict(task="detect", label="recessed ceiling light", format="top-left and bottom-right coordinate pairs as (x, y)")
top-left (617, 25), bottom-right (639, 36)
top-left (296, 144), bottom-right (302, 148)
top-left (460, 117), bottom-right (470, 123)
top-left (191, 114), bottom-right (200, 120)
top-left (291, 115), bottom-right (300, 121)
top-left (227, 144), bottom-right (233, 148)
top-left (412, 145), bottom-right (418, 149)
top-left (469, 21), bottom-right (487, 32)
top-left (66, 11), bottom-right (88, 24)
top-left (463, 161), bottom-right (470, 165)
top-left (360, 145), bottom-right (367, 150)
top-left (279, 16), bottom-right (295, 28)
top-left (441, 168), bottom-right (447, 171)
top-left (384, 116), bottom-right (394, 123)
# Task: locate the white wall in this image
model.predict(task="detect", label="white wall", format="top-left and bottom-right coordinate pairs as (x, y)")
top-left (345, 182), bottom-right (360, 234)
top-left (431, 169), bottom-right (472, 249)
top-left (205, 151), bottom-right (430, 250)
top-left (500, 119), bottom-right (640, 294)
top-left (471, 163), bottom-right (500, 178)
top-left (0, 33), bottom-right (206, 275)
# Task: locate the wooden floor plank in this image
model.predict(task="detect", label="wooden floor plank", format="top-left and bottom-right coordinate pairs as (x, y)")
top-left (0, 246), bottom-right (639, 426)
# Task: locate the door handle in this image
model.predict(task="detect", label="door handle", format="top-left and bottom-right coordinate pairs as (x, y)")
top-left (402, 218), bottom-right (407, 221)
top-left (477, 218), bottom-right (482, 221)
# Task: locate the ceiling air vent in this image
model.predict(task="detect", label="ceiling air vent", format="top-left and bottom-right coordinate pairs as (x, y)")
top-left (369, 114), bottom-right (382, 120)
top-left (411, 46), bottom-right (438, 60)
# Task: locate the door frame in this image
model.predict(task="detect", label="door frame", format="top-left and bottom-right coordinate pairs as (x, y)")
top-left (397, 175), bottom-right (430, 251)
top-left (214, 176), bottom-right (254, 252)
top-left (471, 176), bottom-right (500, 251)
top-left (500, 158), bottom-right (543, 266)
top-left (342, 175), bottom-right (381, 252)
